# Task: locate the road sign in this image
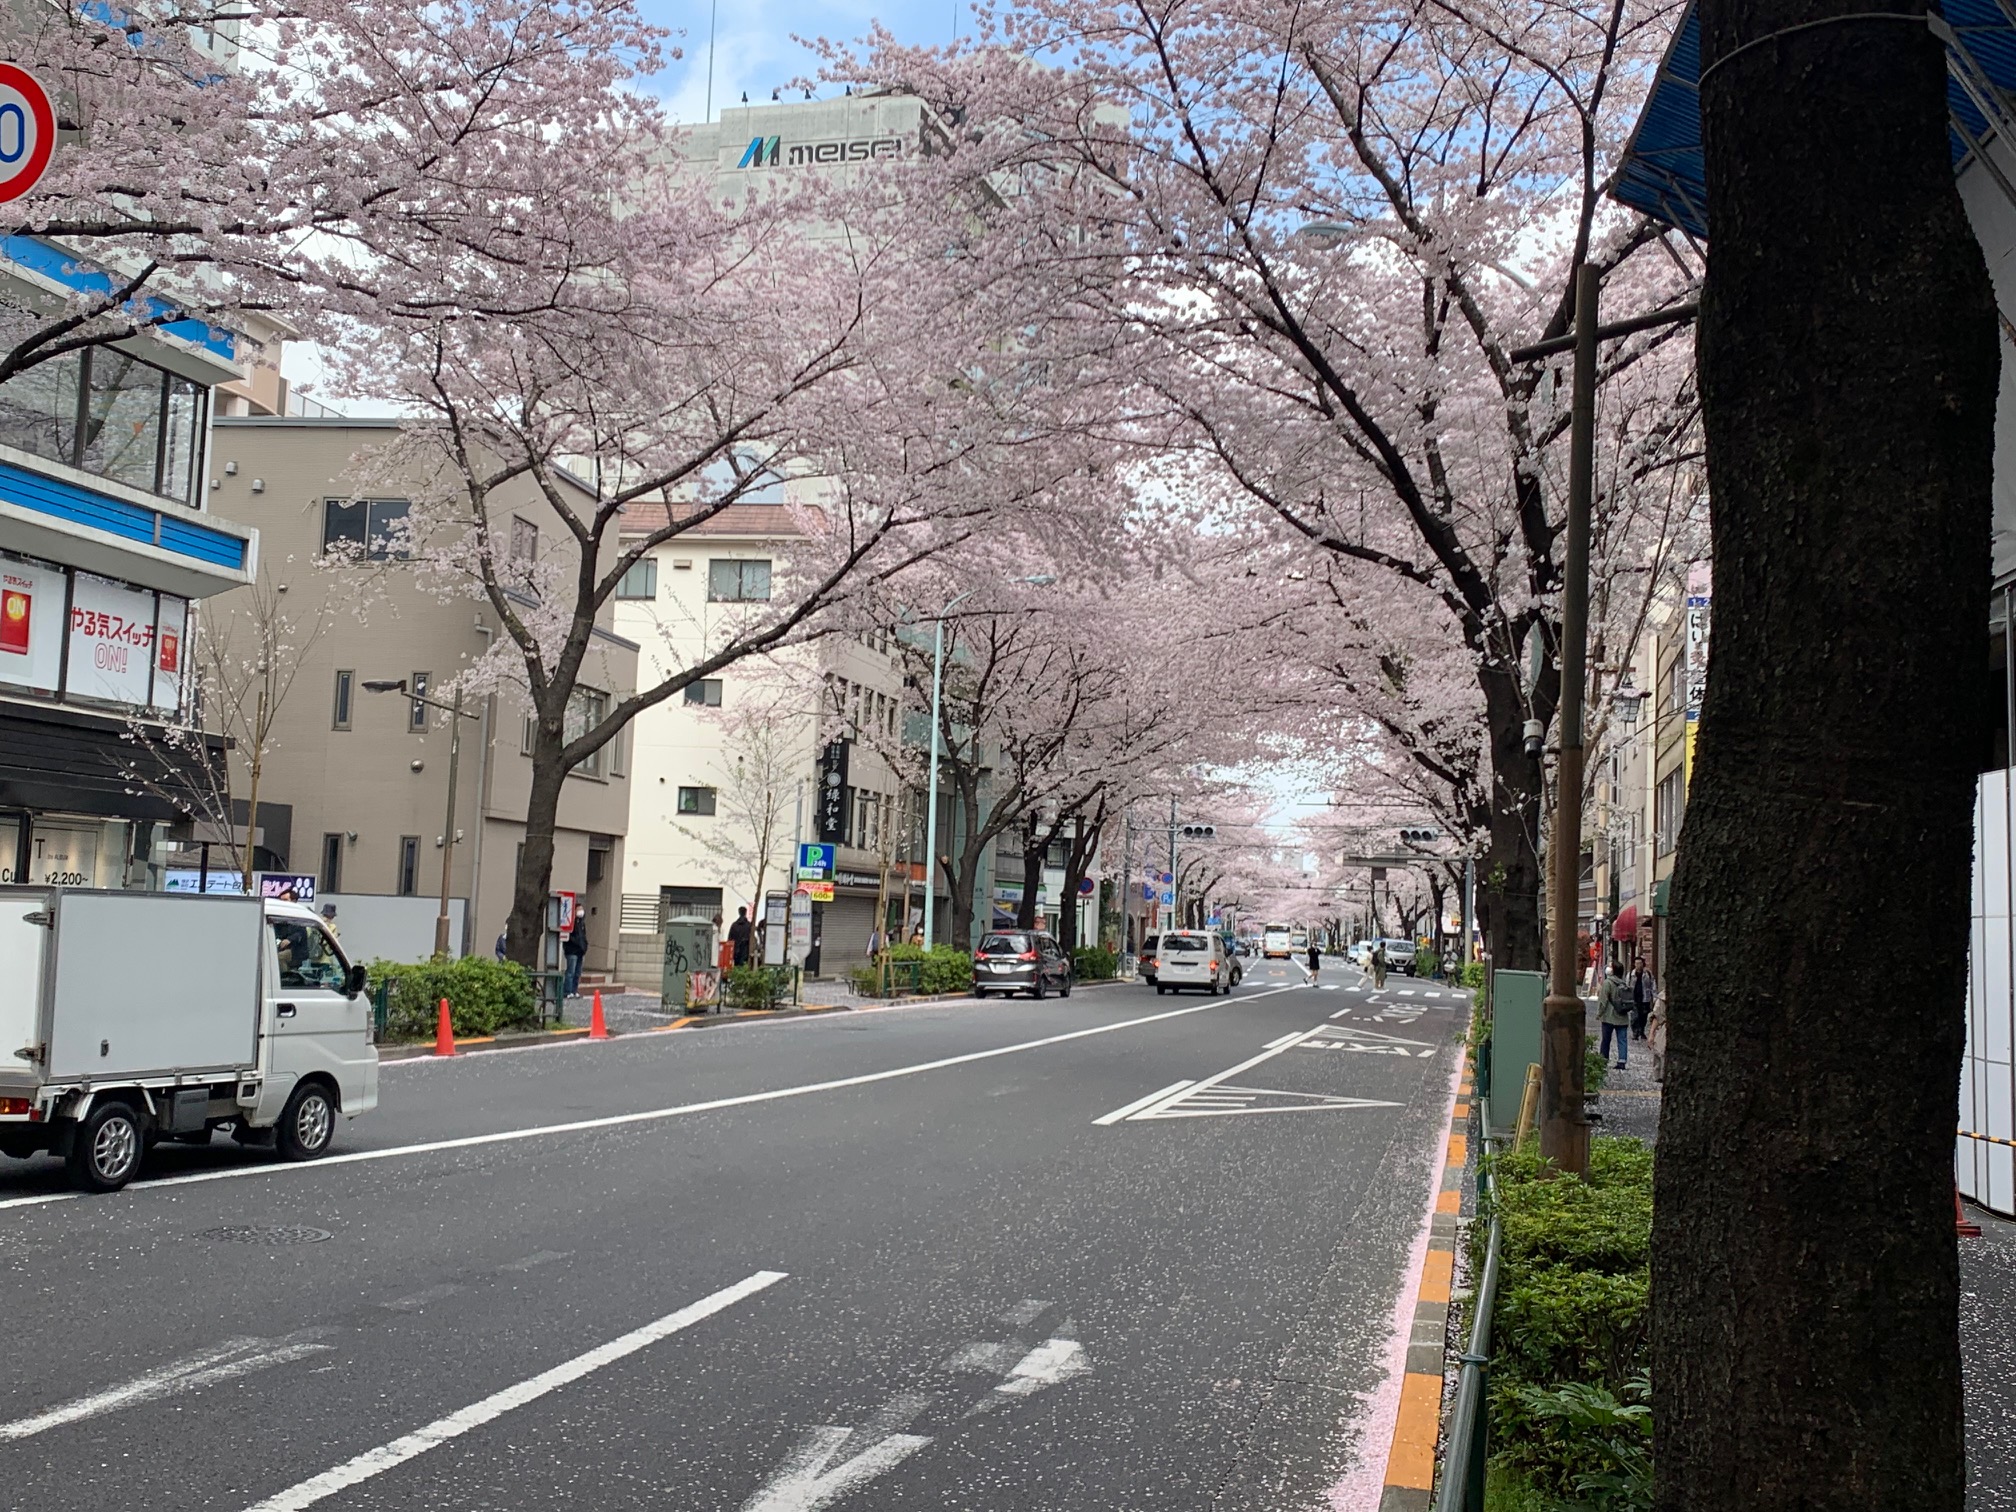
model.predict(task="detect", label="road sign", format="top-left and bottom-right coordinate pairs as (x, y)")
top-left (0, 67), bottom-right (55, 204)
top-left (789, 886), bottom-right (813, 963)
top-left (797, 842), bottom-right (834, 880)
top-left (1078, 877), bottom-right (1095, 896)
top-left (1159, 889), bottom-right (1174, 906)
top-left (807, 881), bottom-right (835, 902)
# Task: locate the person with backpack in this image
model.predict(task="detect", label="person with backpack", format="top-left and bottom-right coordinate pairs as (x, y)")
top-left (1599, 958), bottom-right (1632, 1069)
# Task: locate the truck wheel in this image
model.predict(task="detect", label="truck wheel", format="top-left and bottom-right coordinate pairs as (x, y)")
top-left (67, 1101), bottom-right (143, 1193)
top-left (276, 1082), bottom-right (337, 1162)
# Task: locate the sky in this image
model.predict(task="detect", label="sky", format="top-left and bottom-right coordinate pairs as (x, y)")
top-left (632, 0), bottom-right (962, 125)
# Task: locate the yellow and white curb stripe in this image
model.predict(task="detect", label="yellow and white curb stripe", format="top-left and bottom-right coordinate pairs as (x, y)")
top-left (1377, 1063), bottom-right (1473, 1510)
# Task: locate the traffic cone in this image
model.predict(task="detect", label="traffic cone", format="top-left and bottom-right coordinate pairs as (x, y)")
top-left (1957, 1186), bottom-right (1983, 1238)
top-left (589, 989), bottom-right (609, 1040)
top-left (434, 997), bottom-right (456, 1057)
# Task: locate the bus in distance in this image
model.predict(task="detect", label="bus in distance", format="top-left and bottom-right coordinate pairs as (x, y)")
top-left (1262, 923), bottom-right (1295, 959)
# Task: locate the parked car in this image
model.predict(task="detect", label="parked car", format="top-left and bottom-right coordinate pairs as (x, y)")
top-left (972, 930), bottom-right (1074, 999)
top-left (1153, 930), bottom-right (1233, 995)
top-left (1139, 934), bottom-right (1160, 985)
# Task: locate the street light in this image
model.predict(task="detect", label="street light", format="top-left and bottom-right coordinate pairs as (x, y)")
top-left (920, 575), bottom-right (1054, 948)
top-left (364, 678), bottom-right (481, 958)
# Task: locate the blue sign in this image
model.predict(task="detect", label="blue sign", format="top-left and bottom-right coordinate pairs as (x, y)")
top-left (1159, 889), bottom-right (1174, 907)
top-left (797, 843), bottom-right (834, 880)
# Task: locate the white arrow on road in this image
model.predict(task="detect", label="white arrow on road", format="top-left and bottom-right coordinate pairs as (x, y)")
top-left (739, 1398), bottom-right (934, 1512)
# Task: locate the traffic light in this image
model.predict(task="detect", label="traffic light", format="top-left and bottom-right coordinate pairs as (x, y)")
top-left (1399, 826), bottom-right (1439, 845)
top-left (1179, 824), bottom-right (1216, 839)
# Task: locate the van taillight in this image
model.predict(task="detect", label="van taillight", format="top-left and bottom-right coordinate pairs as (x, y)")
top-left (0, 1097), bottom-right (30, 1116)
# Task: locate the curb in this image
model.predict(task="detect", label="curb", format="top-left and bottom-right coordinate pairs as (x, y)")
top-left (1379, 1059), bottom-right (1474, 1510)
top-left (377, 1025), bottom-right (593, 1061)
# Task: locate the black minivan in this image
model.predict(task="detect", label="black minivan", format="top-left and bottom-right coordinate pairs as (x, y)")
top-left (972, 930), bottom-right (1075, 999)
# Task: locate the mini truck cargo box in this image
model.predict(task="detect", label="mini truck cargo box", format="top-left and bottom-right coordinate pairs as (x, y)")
top-left (0, 887), bottom-right (377, 1193)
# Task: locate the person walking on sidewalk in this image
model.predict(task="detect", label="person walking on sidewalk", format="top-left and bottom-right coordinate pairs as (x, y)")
top-left (1629, 954), bottom-right (1657, 1040)
top-left (1599, 959), bottom-right (1632, 1069)
top-left (728, 906), bottom-right (754, 968)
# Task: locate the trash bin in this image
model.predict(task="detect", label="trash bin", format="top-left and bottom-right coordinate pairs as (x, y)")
top-left (662, 915), bottom-right (719, 1011)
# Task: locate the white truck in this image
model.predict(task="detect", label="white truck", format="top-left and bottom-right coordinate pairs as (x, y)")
top-left (0, 887), bottom-right (378, 1192)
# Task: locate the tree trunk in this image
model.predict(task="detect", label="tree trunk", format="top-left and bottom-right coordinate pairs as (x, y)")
top-left (1480, 660), bottom-right (1547, 970)
top-left (1655, 9), bottom-right (1996, 1510)
top-left (1014, 819), bottom-right (1044, 929)
top-left (505, 724), bottom-right (569, 969)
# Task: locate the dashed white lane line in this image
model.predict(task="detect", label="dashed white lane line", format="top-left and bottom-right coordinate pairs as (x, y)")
top-left (1, 989), bottom-right (1310, 1215)
top-left (241, 1271), bottom-right (786, 1512)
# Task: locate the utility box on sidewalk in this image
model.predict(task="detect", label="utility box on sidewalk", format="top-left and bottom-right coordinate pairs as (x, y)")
top-left (1486, 969), bottom-right (1544, 1139)
top-left (662, 915), bottom-right (718, 1011)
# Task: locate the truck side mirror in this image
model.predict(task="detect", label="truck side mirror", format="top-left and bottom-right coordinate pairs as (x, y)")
top-left (345, 963), bottom-right (368, 999)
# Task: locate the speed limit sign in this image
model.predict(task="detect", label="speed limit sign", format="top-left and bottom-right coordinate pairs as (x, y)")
top-left (0, 66), bottom-right (54, 205)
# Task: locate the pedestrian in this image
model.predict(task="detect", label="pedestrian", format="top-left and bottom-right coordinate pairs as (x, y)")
top-left (728, 905), bottom-right (754, 967)
top-left (1629, 953), bottom-right (1657, 1040)
top-left (494, 930), bottom-right (507, 961)
top-left (866, 924), bottom-right (883, 959)
top-left (1306, 940), bottom-right (1321, 980)
top-left (562, 911), bottom-right (588, 998)
top-left (1371, 941), bottom-right (1387, 990)
top-left (1598, 958), bottom-right (1631, 1070)
top-left (908, 921), bottom-right (924, 946)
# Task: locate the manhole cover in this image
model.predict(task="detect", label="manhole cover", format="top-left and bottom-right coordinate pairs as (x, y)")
top-left (198, 1224), bottom-right (333, 1246)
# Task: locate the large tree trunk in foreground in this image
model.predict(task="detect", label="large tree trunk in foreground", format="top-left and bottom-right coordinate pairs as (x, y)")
top-left (1481, 661), bottom-right (1547, 970)
top-left (1655, 7), bottom-right (1997, 1509)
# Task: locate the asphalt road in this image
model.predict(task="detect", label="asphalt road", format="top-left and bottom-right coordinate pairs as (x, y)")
top-left (0, 956), bottom-right (1466, 1512)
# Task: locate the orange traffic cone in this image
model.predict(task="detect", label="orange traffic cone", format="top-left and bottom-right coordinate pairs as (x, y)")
top-left (589, 989), bottom-right (609, 1040)
top-left (434, 997), bottom-right (456, 1057)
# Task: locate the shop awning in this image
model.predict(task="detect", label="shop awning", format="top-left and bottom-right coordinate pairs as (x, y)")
top-left (1612, 904), bottom-right (1639, 942)
top-left (1613, 1), bottom-right (2016, 239)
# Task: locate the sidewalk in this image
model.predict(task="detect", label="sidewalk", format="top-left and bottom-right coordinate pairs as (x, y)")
top-left (1578, 1000), bottom-right (2013, 1509)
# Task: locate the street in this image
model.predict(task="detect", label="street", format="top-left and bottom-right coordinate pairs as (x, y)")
top-left (0, 959), bottom-right (1463, 1512)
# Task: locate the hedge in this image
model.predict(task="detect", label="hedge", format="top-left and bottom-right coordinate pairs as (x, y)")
top-left (1073, 945), bottom-right (1118, 980)
top-left (883, 943), bottom-right (974, 994)
top-left (1483, 1137), bottom-right (1653, 1506)
top-left (724, 964), bottom-right (791, 1010)
top-left (367, 957), bottom-right (538, 1042)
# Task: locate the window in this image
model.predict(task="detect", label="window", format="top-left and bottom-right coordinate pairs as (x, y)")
top-left (0, 349), bottom-right (204, 503)
top-left (510, 517), bottom-right (538, 563)
top-left (332, 669), bottom-right (353, 731)
top-left (408, 672), bottom-right (431, 733)
top-left (1655, 769), bottom-right (1687, 856)
top-left (707, 558), bottom-right (771, 602)
top-left (683, 679), bottom-right (723, 707)
top-left (616, 560), bottom-right (658, 600)
top-left (319, 833), bottom-right (343, 895)
top-left (322, 498), bottom-right (411, 559)
top-left (567, 688), bottom-right (608, 778)
top-left (521, 714), bottom-right (535, 754)
top-left (396, 835), bottom-right (421, 895)
top-left (610, 723), bottom-right (627, 778)
top-left (678, 786), bottom-right (717, 815)
top-left (270, 918), bottom-right (347, 991)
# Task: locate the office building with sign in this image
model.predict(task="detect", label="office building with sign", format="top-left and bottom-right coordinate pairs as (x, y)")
top-left (0, 238), bottom-right (260, 890)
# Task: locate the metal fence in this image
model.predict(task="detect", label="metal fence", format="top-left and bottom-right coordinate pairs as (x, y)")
top-left (1435, 1145), bottom-right (1501, 1512)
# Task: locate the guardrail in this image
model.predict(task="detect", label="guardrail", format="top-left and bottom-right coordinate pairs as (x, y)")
top-left (1435, 1144), bottom-right (1501, 1512)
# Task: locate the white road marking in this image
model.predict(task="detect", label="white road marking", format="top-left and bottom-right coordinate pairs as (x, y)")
top-left (499, 1250), bottom-right (572, 1272)
top-left (1300, 1024), bottom-right (1435, 1050)
top-left (997, 1299), bottom-right (1050, 1327)
top-left (739, 1424), bottom-right (933, 1512)
top-left (383, 1284), bottom-right (460, 1310)
top-left (1138, 1085), bottom-right (1403, 1120)
top-left (996, 1337), bottom-right (1092, 1397)
top-left (1, 991), bottom-right (1311, 1214)
top-left (1398, 989), bottom-right (1417, 996)
top-left (240, 1270), bottom-right (785, 1512)
top-left (1263, 1032), bottom-right (1305, 1050)
top-left (1, 1333), bottom-right (334, 1441)
top-left (945, 1341), bottom-right (1020, 1373)
top-left (1093, 1081), bottom-right (1194, 1125)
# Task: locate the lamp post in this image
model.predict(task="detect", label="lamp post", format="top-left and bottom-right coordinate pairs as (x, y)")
top-left (919, 575), bottom-right (1053, 949)
top-left (363, 678), bottom-right (479, 958)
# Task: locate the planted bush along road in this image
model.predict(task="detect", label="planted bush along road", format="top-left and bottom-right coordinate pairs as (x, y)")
top-left (0, 958), bottom-right (1468, 1512)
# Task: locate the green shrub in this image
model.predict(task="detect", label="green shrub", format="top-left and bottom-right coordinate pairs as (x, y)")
top-left (849, 965), bottom-right (883, 997)
top-left (885, 943), bottom-right (973, 994)
top-left (1508, 1376), bottom-right (1652, 1512)
top-left (369, 957), bottom-right (537, 1042)
top-left (1585, 1035), bottom-right (1609, 1094)
top-left (1458, 960), bottom-right (1487, 989)
top-left (1484, 1137), bottom-right (1653, 1498)
top-left (724, 965), bottom-right (790, 1010)
top-left (1416, 948), bottom-right (1441, 979)
top-left (1073, 945), bottom-right (1118, 980)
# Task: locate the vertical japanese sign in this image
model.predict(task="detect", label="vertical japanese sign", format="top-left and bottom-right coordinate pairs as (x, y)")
top-left (816, 738), bottom-right (850, 844)
top-left (1684, 560), bottom-right (1711, 782)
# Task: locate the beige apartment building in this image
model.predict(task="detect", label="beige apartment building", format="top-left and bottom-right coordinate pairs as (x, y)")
top-left (204, 417), bottom-right (636, 969)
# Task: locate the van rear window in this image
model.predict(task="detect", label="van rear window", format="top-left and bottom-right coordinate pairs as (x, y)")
top-left (1162, 936), bottom-right (1207, 953)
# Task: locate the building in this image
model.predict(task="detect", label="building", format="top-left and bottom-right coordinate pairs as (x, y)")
top-left (204, 417), bottom-right (636, 969)
top-left (611, 501), bottom-right (925, 981)
top-left (0, 239), bottom-right (259, 888)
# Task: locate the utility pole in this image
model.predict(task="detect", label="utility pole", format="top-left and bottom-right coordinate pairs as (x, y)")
top-left (1511, 274), bottom-right (1697, 1178)
top-left (1167, 796), bottom-right (1178, 928)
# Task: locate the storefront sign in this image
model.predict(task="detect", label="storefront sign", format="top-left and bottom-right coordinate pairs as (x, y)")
top-left (0, 557), bottom-right (63, 693)
top-left (256, 873), bottom-right (317, 901)
top-left (815, 738), bottom-right (850, 844)
top-left (807, 881), bottom-right (835, 902)
top-left (67, 571), bottom-right (158, 705)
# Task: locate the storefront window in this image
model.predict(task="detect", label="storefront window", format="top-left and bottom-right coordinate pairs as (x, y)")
top-left (160, 375), bottom-right (203, 504)
top-left (0, 348), bottom-right (206, 503)
top-left (0, 349), bottom-right (80, 466)
top-left (81, 349), bottom-right (165, 495)
top-left (0, 817), bottom-right (133, 887)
